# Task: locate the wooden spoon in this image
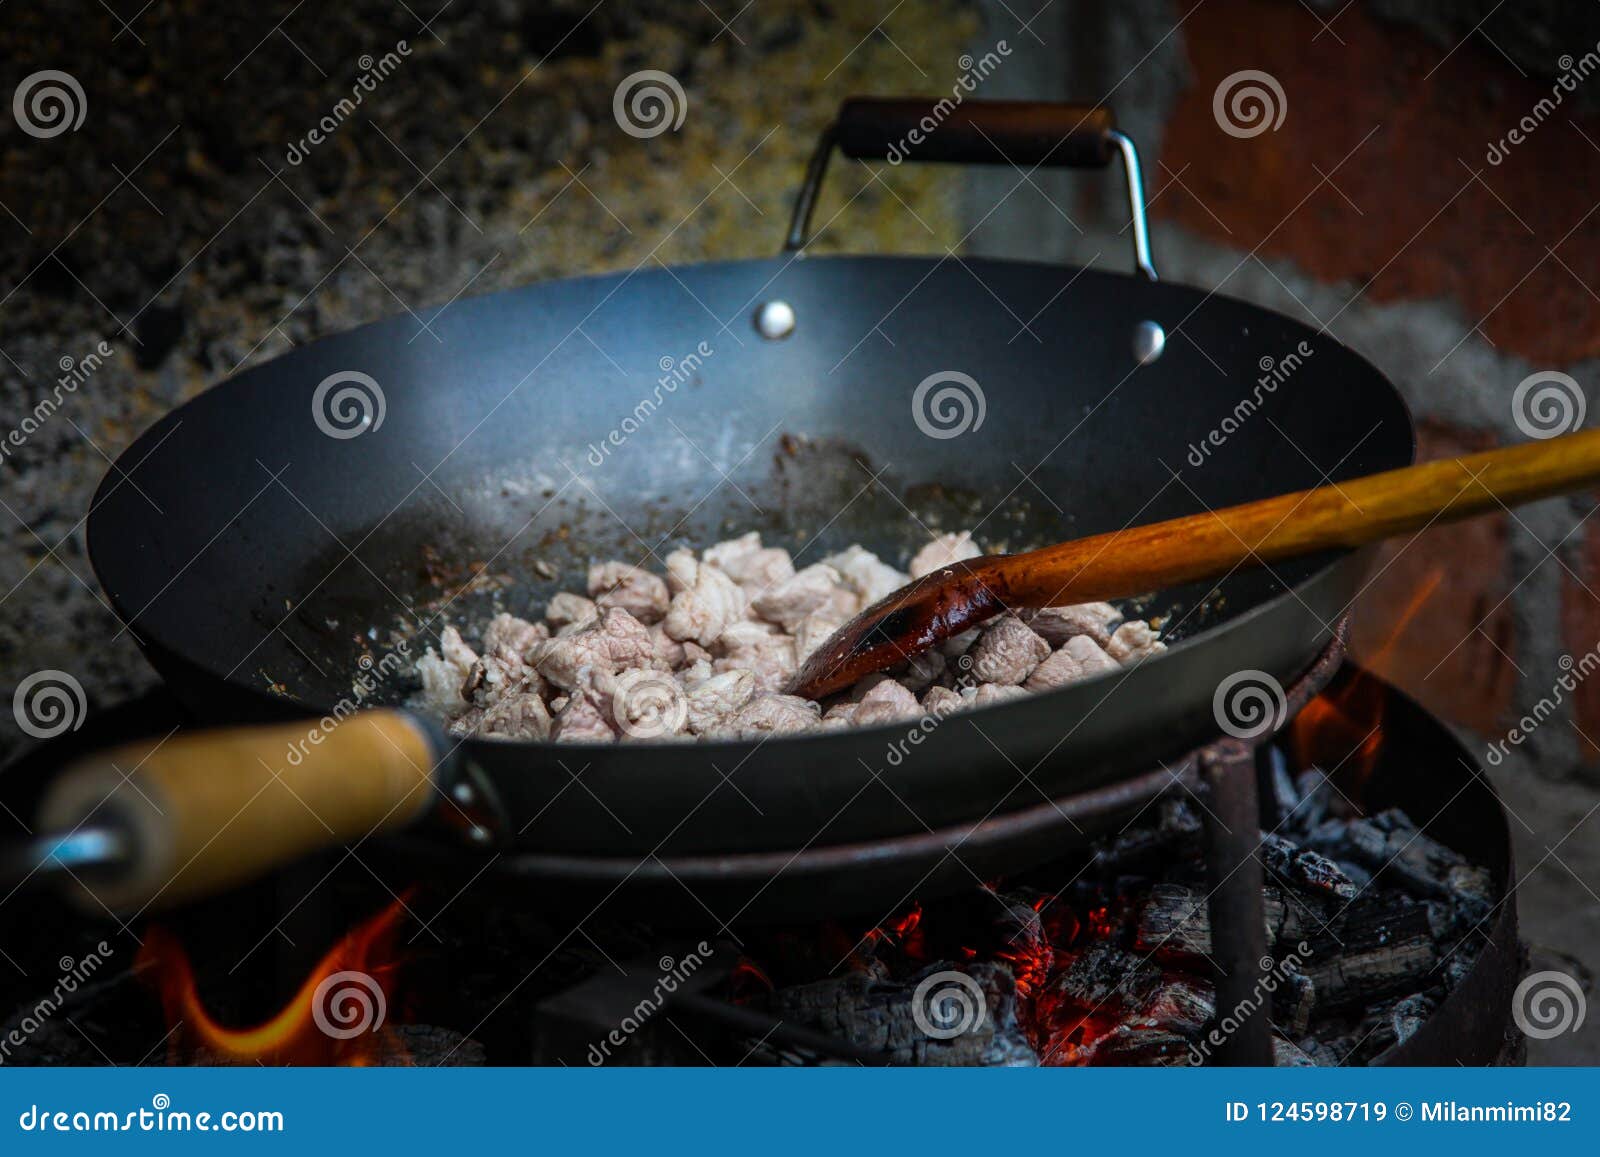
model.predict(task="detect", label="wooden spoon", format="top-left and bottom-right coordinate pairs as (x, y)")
top-left (790, 426), bottom-right (1600, 700)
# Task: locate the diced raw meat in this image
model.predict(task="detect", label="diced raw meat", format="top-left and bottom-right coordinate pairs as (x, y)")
top-left (852, 678), bottom-right (921, 727)
top-left (921, 685), bottom-right (965, 716)
top-left (712, 693), bottom-right (821, 739)
top-left (1025, 634), bottom-right (1120, 690)
top-left (474, 691), bottom-right (552, 741)
top-left (1107, 620), bottom-right (1166, 664)
top-left (546, 591), bottom-right (598, 631)
top-left (663, 564), bottom-right (747, 646)
top-left (823, 545), bottom-right (909, 606)
top-left (588, 561), bottom-right (670, 624)
top-left (416, 625), bottom-right (478, 719)
top-left (966, 616), bottom-right (1051, 685)
top-left (550, 687), bottom-right (618, 742)
top-left (528, 607), bottom-right (661, 691)
top-left (1023, 602), bottom-right (1122, 647)
top-left (663, 548), bottom-right (700, 593)
top-left (684, 669), bottom-right (758, 734)
top-left (482, 612), bottom-right (548, 657)
top-left (909, 531), bottom-right (982, 579)
top-left (703, 532), bottom-right (796, 593)
top-left (750, 564), bottom-right (850, 631)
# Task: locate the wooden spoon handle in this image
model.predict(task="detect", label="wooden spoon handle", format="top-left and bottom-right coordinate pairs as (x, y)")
top-left (792, 427), bottom-right (1600, 698)
top-left (1004, 426), bottom-right (1600, 608)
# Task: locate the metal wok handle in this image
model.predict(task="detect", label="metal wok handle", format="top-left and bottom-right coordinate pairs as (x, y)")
top-left (785, 97), bottom-right (1157, 279)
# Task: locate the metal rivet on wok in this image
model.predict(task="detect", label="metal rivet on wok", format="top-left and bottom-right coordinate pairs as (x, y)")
top-left (755, 300), bottom-right (796, 340)
top-left (1133, 320), bottom-right (1166, 365)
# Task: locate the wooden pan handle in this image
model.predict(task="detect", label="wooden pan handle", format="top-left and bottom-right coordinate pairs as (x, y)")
top-left (37, 710), bottom-right (442, 913)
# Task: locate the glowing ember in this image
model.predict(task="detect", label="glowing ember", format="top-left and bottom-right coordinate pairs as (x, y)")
top-left (137, 896), bottom-right (410, 1066)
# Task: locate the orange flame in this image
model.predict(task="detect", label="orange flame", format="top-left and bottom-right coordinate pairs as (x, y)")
top-left (137, 896), bottom-right (410, 1066)
top-left (1291, 569), bottom-right (1442, 794)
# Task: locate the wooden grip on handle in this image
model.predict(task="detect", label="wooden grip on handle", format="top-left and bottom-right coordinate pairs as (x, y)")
top-left (39, 710), bottom-right (440, 913)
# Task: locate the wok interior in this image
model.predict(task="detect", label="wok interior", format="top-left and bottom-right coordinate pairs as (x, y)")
top-left (91, 254), bottom-right (1411, 726)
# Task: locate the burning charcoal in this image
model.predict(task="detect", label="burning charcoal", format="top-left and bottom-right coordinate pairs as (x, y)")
top-left (1297, 1038), bottom-right (1344, 1067)
top-left (1135, 882), bottom-right (1318, 961)
top-left (1091, 796), bottom-right (1204, 873)
top-left (1080, 1025), bottom-right (1193, 1066)
top-left (1278, 969), bottom-right (1316, 1037)
top-left (1050, 942), bottom-right (1163, 1010)
top-left (1307, 808), bottom-right (1469, 902)
top-left (1144, 977), bottom-right (1216, 1035)
top-left (1446, 863), bottom-right (1494, 927)
top-left (1272, 1037), bottom-right (1318, 1067)
top-left (1301, 899), bottom-right (1438, 1012)
top-left (1257, 832), bottom-right (1357, 900)
top-left (1267, 746), bottom-right (1301, 826)
top-left (1386, 991), bottom-right (1434, 1047)
top-left (768, 961), bottom-right (1036, 1066)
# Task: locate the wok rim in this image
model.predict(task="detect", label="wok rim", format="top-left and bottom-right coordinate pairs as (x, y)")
top-left (86, 251), bottom-right (1417, 753)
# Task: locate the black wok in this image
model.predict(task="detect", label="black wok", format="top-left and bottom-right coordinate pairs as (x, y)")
top-left (31, 100), bottom-right (1413, 918)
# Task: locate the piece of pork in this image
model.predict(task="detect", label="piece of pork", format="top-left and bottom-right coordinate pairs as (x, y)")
top-left (909, 531), bottom-right (982, 579)
top-left (415, 625), bottom-right (478, 719)
top-left (713, 693), bottom-right (821, 740)
top-left (1107, 620), bottom-right (1166, 664)
top-left (713, 620), bottom-right (796, 692)
top-left (684, 668), bottom-right (759, 735)
top-left (1024, 634), bottom-right (1120, 691)
top-left (550, 686), bottom-right (619, 742)
top-left (546, 591), bottom-right (598, 632)
top-left (588, 561), bottom-right (671, 625)
top-left (851, 678), bottom-right (922, 727)
top-left (823, 545), bottom-right (909, 606)
top-left (529, 607), bottom-right (661, 691)
top-left (482, 612), bottom-right (548, 658)
top-left (1023, 602), bottom-right (1122, 648)
top-left (663, 548), bottom-right (700, 593)
top-left (662, 564), bottom-right (747, 647)
top-left (966, 616), bottom-right (1051, 685)
top-left (750, 564), bottom-right (853, 631)
top-left (703, 532), bottom-right (796, 594)
top-left (475, 690), bottom-right (553, 741)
